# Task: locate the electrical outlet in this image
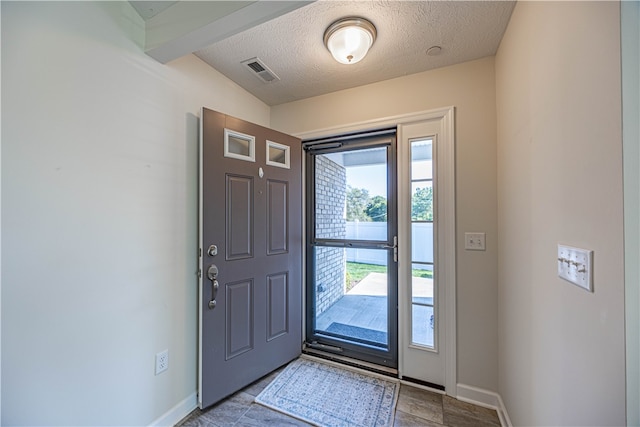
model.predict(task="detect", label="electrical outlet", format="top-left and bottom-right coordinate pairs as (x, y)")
top-left (155, 349), bottom-right (169, 375)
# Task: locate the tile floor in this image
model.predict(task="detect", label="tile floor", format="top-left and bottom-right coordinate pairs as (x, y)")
top-left (177, 362), bottom-right (501, 427)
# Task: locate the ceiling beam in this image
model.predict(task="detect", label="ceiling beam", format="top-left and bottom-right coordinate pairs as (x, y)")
top-left (144, 1), bottom-right (313, 64)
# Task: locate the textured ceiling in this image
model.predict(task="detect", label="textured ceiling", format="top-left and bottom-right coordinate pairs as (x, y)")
top-left (195, 1), bottom-right (516, 106)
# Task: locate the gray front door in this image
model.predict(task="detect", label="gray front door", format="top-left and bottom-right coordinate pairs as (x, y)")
top-left (198, 108), bottom-right (302, 409)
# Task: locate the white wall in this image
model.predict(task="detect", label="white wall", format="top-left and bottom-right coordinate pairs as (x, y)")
top-left (1, 2), bottom-right (269, 425)
top-left (272, 57), bottom-right (499, 393)
top-left (496, 2), bottom-right (626, 425)
top-left (623, 1), bottom-right (640, 425)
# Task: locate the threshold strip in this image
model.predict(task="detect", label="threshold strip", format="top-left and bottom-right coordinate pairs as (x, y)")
top-left (302, 345), bottom-right (398, 378)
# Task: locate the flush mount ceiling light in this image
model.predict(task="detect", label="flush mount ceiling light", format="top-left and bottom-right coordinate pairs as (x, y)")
top-left (323, 17), bottom-right (377, 65)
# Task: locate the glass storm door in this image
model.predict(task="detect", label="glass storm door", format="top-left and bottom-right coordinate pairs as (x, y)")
top-left (303, 130), bottom-right (398, 368)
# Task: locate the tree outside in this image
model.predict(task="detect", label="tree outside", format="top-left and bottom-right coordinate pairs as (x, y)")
top-left (365, 195), bottom-right (387, 222)
top-left (411, 186), bottom-right (433, 221)
top-left (345, 186), bottom-right (433, 222)
top-left (346, 186), bottom-right (371, 221)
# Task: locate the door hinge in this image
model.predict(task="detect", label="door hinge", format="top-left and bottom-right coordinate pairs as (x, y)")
top-left (197, 269), bottom-right (202, 279)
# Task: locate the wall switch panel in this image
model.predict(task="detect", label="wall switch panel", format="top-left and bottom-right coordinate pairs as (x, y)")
top-left (557, 244), bottom-right (593, 292)
top-left (464, 232), bottom-right (486, 251)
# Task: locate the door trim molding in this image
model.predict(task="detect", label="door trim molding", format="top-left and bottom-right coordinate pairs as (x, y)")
top-left (294, 106), bottom-right (456, 394)
top-left (295, 108), bottom-right (454, 141)
top-left (198, 108), bottom-right (205, 408)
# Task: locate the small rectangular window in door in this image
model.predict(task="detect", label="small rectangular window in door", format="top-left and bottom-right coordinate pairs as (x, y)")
top-left (224, 129), bottom-right (256, 162)
top-left (266, 140), bottom-right (290, 169)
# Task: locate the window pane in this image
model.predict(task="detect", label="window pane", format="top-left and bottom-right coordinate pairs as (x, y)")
top-left (315, 147), bottom-right (388, 240)
top-left (411, 181), bottom-right (433, 221)
top-left (412, 304), bottom-right (434, 348)
top-left (228, 135), bottom-right (251, 156)
top-left (314, 246), bottom-right (347, 315)
top-left (411, 139), bottom-right (433, 180)
top-left (224, 129), bottom-right (255, 162)
top-left (412, 223), bottom-right (434, 263)
top-left (269, 146), bottom-right (286, 163)
top-left (411, 263), bottom-right (434, 348)
top-left (315, 248), bottom-right (389, 348)
top-left (315, 155), bottom-right (347, 239)
top-left (266, 140), bottom-right (290, 169)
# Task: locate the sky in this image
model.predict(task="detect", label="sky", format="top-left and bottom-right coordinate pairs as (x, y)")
top-left (346, 160), bottom-right (432, 197)
top-left (346, 164), bottom-right (387, 196)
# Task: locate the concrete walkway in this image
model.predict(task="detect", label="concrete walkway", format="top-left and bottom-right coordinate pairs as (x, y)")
top-left (347, 272), bottom-right (433, 299)
top-left (316, 272), bottom-right (435, 347)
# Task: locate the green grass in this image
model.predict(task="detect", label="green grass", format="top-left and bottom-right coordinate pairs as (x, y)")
top-left (412, 268), bottom-right (433, 278)
top-left (346, 262), bottom-right (387, 283)
top-left (345, 262), bottom-right (433, 291)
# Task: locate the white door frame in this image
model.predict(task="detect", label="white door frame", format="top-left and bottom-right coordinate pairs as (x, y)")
top-left (295, 107), bottom-right (456, 394)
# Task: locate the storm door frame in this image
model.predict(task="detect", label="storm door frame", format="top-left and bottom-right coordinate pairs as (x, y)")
top-left (303, 128), bottom-right (399, 369)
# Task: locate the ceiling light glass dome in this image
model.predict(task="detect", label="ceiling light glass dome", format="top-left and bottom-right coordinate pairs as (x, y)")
top-left (324, 18), bottom-right (377, 65)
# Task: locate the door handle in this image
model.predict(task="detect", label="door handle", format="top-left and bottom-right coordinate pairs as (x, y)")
top-left (207, 265), bottom-right (219, 309)
top-left (380, 236), bottom-right (398, 262)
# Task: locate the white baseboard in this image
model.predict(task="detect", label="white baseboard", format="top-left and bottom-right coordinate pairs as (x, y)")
top-left (149, 391), bottom-right (198, 427)
top-left (456, 383), bottom-right (512, 427)
top-left (495, 393), bottom-right (513, 427)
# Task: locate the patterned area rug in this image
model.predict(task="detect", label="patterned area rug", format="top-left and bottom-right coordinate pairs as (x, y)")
top-left (255, 357), bottom-right (399, 427)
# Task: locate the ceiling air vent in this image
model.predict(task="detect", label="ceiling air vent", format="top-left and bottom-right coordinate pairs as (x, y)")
top-left (241, 57), bottom-right (280, 83)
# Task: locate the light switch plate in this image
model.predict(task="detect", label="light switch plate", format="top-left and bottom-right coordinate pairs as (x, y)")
top-left (464, 232), bottom-right (486, 251)
top-left (557, 244), bottom-right (593, 292)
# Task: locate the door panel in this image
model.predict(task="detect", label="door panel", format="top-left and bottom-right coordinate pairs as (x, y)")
top-left (226, 175), bottom-right (253, 260)
top-left (267, 180), bottom-right (288, 254)
top-left (199, 108), bottom-right (302, 409)
top-left (226, 279), bottom-right (253, 359)
top-left (267, 272), bottom-right (289, 340)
